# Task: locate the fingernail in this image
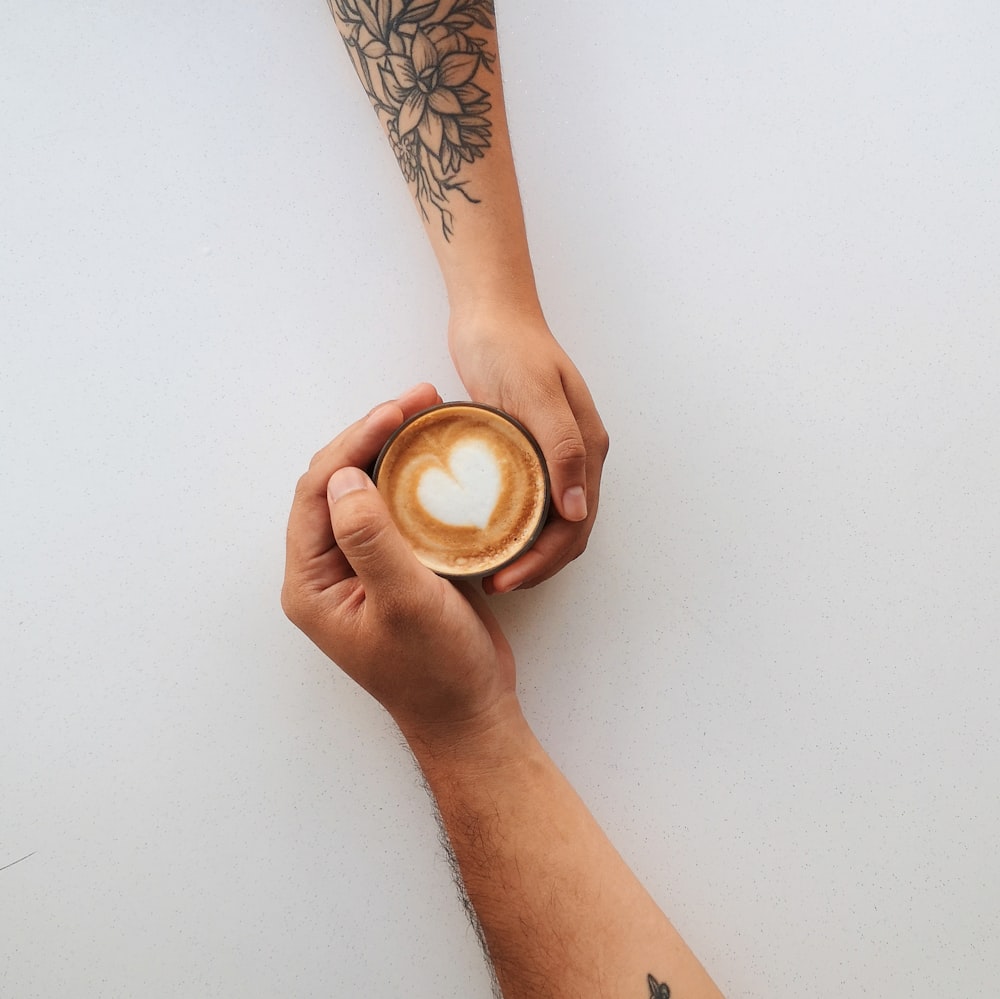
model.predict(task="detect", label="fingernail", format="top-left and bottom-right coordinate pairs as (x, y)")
top-left (329, 466), bottom-right (370, 502)
top-left (562, 486), bottom-right (588, 522)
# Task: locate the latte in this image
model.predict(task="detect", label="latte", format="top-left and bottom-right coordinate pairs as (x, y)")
top-left (373, 403), bottom-right (550, 578)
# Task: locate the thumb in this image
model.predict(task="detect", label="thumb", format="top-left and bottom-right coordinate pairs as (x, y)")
top-left (327, 466), bottom-right (427, 595)
top-left (532, 401), bottom-right (588, 523)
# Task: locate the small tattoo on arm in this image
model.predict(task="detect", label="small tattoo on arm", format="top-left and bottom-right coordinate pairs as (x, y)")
top-left (328, 0), bottom-right (496, 241)
top-left (648, 973), bottom-right (671, 998)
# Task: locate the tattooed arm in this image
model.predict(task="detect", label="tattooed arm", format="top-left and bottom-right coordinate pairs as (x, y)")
top-left (282, 391), bottom-right (725, 999)
top-left (327, 0), bottom-right (608, 592)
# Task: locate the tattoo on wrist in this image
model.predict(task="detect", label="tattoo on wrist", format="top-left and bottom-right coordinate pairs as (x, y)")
top-left (648, 973), bottom-right (671, 997)
top-left (328, 0), bottom-right (496, 241)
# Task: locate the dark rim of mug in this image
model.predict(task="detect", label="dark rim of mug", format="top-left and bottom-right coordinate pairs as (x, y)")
top-left (371, 401), bottom-right (552, 580)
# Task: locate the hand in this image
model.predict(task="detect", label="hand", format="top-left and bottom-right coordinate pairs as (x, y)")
top-left (448, 308), bottom-right (609, 593)
top-left (281, 383), bottom-right (519, 744)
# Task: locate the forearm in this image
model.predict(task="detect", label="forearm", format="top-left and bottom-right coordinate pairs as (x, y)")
top-left (324, 6), bottom-right (609, 590)
top-left (328, 0), bottom-right (540, 315)
top-left (403, 702), bottom-right (725, 999)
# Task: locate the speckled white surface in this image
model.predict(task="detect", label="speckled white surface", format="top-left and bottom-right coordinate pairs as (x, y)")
top-left (3, 2), bottom-right (998, 996)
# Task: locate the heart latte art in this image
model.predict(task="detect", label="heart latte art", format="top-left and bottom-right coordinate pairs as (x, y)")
top-left (373, 404), bottom-right (550, 577)
top-left (416, 440), bottom-right (502, 530)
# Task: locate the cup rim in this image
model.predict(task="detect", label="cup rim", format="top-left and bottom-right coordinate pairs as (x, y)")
top-left (371, 401), bottom-right (551, 579)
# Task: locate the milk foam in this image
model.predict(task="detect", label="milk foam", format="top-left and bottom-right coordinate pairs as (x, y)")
top-left (416, 439), bottom-right (501, 529)
top-left (374, 403), bottom-right (550, 578)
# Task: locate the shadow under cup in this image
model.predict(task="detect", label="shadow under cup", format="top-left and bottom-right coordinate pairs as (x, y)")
top-left (372, 403), bottom-right (551, 579)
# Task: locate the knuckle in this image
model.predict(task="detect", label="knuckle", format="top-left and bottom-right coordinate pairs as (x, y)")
top-left (335, 508), bottom-right (383, 556)
top-left (308, 448), bottom-right (325, 470)
top-left (564, 531), bottom-right (590, 564)
top-left (293, 470), bottom-right (318, 505)
top-left (595, 426), bottom-right (610, 460)
top-left (280, 578), bottom-right (307, 627)
top-left (549, 432), bottom-right (587, 467)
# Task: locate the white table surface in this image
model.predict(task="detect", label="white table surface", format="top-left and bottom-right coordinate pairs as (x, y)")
top-left (3, 2), bottom-right (998, 996)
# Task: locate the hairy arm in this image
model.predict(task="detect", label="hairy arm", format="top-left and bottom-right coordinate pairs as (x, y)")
top-left (408, 706), bottom-right (724, 999)
top-left (282, 391), bottom-right (724, 998)
top-left (326, 1), bottom-right (609, 592)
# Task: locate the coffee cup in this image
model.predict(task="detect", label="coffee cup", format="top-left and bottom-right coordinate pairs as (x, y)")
top-left (372, 402), bottom-right (550, 578)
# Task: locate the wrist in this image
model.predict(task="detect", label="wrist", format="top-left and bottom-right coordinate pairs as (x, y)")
top-left (446, 280), bottom-right (544, 332)
top-left (398, 692), bottom-right (537, 780)
top-left (432, 209), bottom-right (541, 320)
top-left (447, 298), bottom-right (550, 354)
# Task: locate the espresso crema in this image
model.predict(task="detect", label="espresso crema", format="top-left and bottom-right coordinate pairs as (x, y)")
top-left (373, 403), bottom-right (550, 578)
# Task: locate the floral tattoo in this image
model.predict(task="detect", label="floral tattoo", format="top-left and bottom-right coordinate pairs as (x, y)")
top-left (328, 0), bottom-right (496, 240)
